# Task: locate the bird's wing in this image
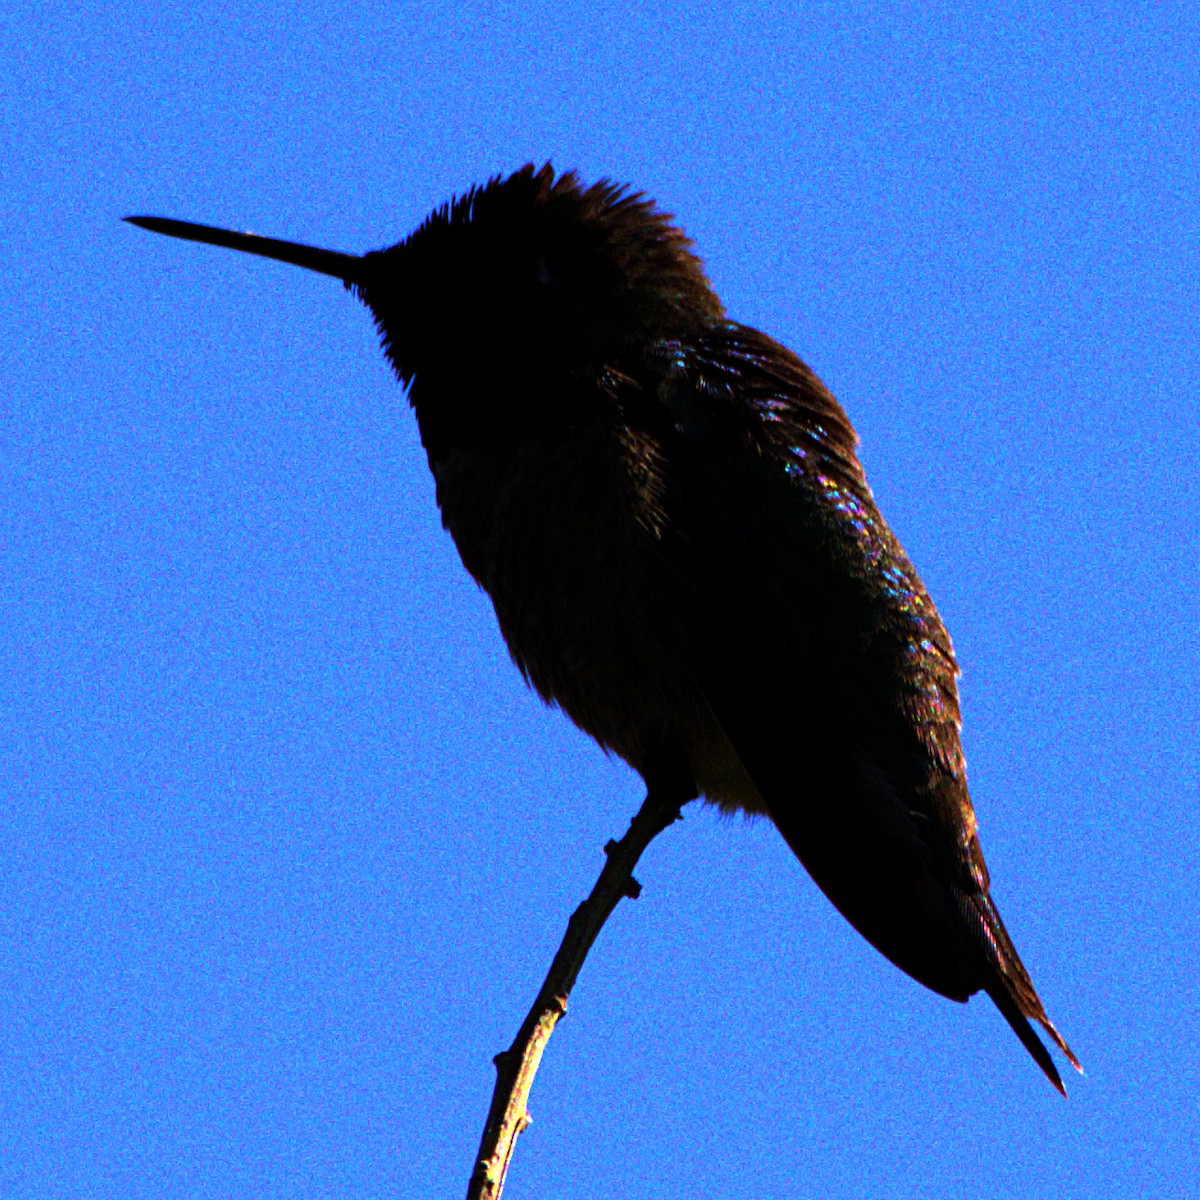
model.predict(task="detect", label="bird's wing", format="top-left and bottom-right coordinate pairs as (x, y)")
top-left (650, 324), bottom-right (1077, 1087)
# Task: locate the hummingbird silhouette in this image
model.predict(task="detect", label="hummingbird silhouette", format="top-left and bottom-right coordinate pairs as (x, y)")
top-left (126, 163), bottom-right (1080, 1092)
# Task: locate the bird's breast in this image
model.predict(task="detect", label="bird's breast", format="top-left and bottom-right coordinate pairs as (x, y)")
top-left (428, 421), bottom-right (752, 799)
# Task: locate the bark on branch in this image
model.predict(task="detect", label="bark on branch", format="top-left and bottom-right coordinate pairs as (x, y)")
top-left (465, 784), bottom-right (689, 1200)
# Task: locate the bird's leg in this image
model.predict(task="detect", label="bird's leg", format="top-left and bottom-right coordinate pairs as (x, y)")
top-left (465, 758), bottom-right (696, 1200)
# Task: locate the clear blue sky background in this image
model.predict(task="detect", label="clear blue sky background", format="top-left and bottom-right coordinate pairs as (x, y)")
top-left (3, 3), bottom-right (1197, 1197)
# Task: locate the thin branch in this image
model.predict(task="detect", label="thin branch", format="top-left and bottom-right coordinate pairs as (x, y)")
top-left (465, 784), bottom-right (688, 1200)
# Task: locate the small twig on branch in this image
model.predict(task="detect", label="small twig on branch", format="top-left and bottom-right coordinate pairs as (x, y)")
top-left (465, 783), bottom-right (689, 1200)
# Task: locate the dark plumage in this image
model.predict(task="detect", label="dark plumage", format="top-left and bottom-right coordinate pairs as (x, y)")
top-left (126, 164), bottom-right (1079, 1091)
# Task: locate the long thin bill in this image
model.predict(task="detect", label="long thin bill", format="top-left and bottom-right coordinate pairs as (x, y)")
top-left (124, 216), bottom-right (363, 285)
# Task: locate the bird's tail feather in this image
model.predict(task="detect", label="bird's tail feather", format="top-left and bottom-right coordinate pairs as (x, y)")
top-left (969, 891), bottom-right (1081, 1093)
top-left (1038, 1011), bottom-right (1082, 1075)
top-left (985, 982), bottom-right (1069, 1095)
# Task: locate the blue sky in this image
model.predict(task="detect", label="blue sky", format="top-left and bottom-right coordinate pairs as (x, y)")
top-left (3, 2), bottom-right (1197, 1197)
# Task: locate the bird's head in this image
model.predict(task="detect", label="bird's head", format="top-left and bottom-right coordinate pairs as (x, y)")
top-left (357, 164), bottom-right (722, 398)
top-left (127, 165), bottom-right (722, 455)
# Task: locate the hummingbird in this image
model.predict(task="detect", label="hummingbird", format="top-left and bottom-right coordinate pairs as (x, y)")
top-left (126, 163), bottom-right (1079, 1092)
